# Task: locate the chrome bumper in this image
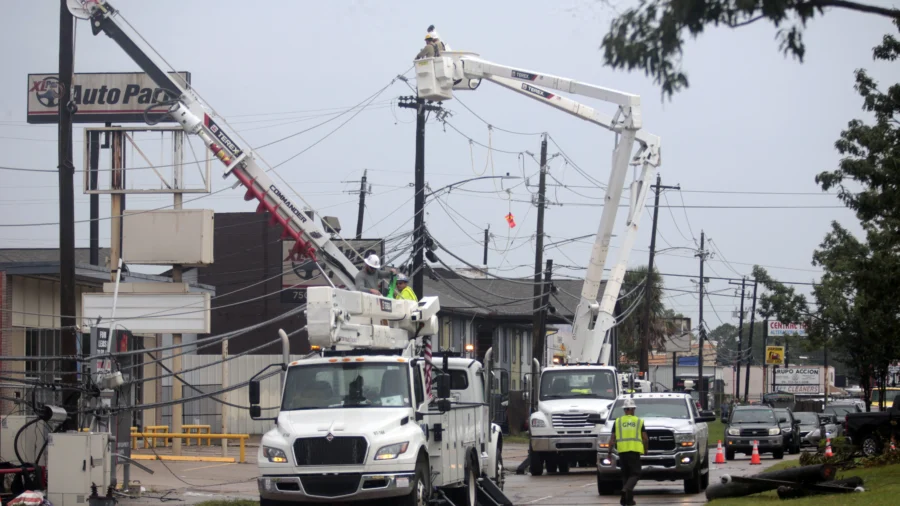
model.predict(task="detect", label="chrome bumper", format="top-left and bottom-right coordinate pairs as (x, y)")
top-left (530, 435), bottom-right (596, 452)
top-left (258, 472), bottom-right (414, 503)
top-left (597, 449), bottom-right (700, 480)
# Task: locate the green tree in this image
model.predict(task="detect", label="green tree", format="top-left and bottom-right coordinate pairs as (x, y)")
top-left (617, 265), bottom-right (677, 366)
top-left (599, 0), bottom-right (900, 98)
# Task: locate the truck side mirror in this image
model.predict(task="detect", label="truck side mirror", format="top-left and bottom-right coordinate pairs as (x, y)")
top-left (587, 413), bottom-right (606, 425)
top-left (249, 405), bottom-right (261, 419)
top-left (436, 373), bottom-right (451, 400)
top-left (249, 379), bottom-right (261, 405)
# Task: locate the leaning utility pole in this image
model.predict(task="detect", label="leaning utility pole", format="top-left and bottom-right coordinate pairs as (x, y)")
top-left (639, 174), bottom-right (679, 373)
top-left (744, 278), bottom-right (758, 402)
top-left (729, 277), bottom-right (747, 398)
top-left (531, 134), bottom-right (549, 368)
top-left (397, 96), bottom-right (444, 297)
top-left (58, 0), bottom-right (78, 429)
top-left (696, 231), bottom-right (709, 410)
top-left (483, 226), bottom-right (490, 267)
top-left (354, 169), bottom-right (368, 239)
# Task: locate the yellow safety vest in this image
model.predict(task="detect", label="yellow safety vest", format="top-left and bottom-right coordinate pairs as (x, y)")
top-left (394, 286), bottom-right (418, 302)
top-left (615, 415), bottom-right (644, 454)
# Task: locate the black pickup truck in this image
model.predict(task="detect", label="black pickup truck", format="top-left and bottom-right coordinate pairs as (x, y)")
top-left (844, 393), bottom-right (900, 456)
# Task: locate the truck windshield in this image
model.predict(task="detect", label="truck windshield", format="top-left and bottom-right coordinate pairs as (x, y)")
top-left (539, 370), bottom-right (617, 401)
top-left (609, 398), bottom-right (691, 420)
top-left (281, 362), bottom-right (411, 410)
top-left (731, 409), bottom-right (775, 424)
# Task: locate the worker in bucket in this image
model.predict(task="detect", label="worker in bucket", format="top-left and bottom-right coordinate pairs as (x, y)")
top-left (414, 25), bottom-right (448, 59)
top-left (606, 397), bottom-right (648, 506)
top-left (355, 254), bottom-right (396, 296)
top-left (393, 273), bottom-right (418, 302)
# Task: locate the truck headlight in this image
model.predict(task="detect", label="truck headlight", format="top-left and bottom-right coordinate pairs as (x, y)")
top-left (597, 435), bottom-right (611, 450)
top-left (262, 446), bottom-right (288, 463)
top-left (675, 433), bottom-right (695, 447)
top-left (374, 442), bottom-right (409, 460)
top-left (727, 428), bottom-right (740, 436)
top-left (531, 418), bottom-right (546, 428)
top-left (769, 428), bottom-right (781, 436)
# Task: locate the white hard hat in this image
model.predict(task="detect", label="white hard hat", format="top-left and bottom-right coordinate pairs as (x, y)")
top-left (396, 273), bottom-right (409, 282)
top-left (622, 398), bottom-right (637, 409)
top-left (364, 254), bottom-right (381, 269)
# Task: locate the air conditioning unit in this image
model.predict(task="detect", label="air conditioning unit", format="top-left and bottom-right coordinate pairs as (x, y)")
top-left (0, 415), bottom-right (47, 466)
top-left (47, 432), bottom-right (111, 506)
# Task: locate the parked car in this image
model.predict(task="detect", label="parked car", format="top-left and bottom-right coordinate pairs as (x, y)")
top-left (844, 393), bottom-right (900, 456)
top-left (823, 403), bottom-right (861, 420)
top-left (724, 406), bottom-right (785, 460)
top-left (794, 411), bottom-right (839, 447)
top-left (774, 408), bottom-right (801, 454)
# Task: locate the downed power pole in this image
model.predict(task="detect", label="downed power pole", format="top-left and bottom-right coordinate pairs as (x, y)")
top-left (705, 464), bottom-right (836, 501)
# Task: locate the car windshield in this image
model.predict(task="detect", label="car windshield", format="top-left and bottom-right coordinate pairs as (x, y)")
top-left (608, 398), bottom-right (691, 420)
top-left (775, 409), bottom-right (790, 421)
top-left (793, 412), bottom-right (819, 425)
top-left (539, 370), bottom-right (617, 401)
top-left (731, 409), bottom-right (776, 424)
top-left (281, 362), bottom-right (411, 410)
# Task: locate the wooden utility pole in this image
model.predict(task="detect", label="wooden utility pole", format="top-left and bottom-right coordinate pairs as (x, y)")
top-left (696, 231), bottom-right (709, 410)
top-left (639, 174), bottom-right (679, 373)
top-left (729, 277), bottom-right (747, 398)
top-left (58, 0), bottom-right (78, 429)
top-left (745, 279), bottom-right (758, 402)
top-left (355, 169), bottom-right (368, 239)
top-left (531, 134), bottom-right (548, 368)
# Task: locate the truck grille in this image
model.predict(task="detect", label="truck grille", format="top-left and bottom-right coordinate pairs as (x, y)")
top-left (740, 428), bottom-right (769, 437)
top-left (299, 474), bottom-right (362, 497)
top-left (293, 437), bottom-right (368, 466)
top-left (551, 413), bottom-right (592, 429)
top-left (646, 430), bottom-right (675, 452)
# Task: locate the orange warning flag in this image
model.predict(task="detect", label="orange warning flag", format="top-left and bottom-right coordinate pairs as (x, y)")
top-left (505, 213), bottom-right (516, 228)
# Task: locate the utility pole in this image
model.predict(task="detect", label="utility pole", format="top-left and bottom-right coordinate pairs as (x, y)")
top-left (744, 278), bottom-right (758, 402)
top-left (696, 231), bottom-right (709, 410)
top-left (639, 174), bottom-right (679, 373)
top-left (537, 259), bottom-right (554, 365)
top-left (397, 96), bottom-right (444, 297)
top-left (531, 134), bottom-right (549, 368)
top-left (354, 169), bottom-right (369, 239)
top-left (729, 277), bottom-right (747, 399)
top-left (483, 225), bottom-right (490, 267)
top-left (58, 0), bottom-right (78, 430)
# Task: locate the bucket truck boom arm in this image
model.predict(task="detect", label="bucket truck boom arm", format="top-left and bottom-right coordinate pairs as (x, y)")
top-left (415, 51), bottom-right (662, 365)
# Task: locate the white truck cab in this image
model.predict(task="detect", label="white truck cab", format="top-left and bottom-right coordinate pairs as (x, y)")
top-left (253, 350), bottom-right (506, 506)
top-left (527, 365), bottom-right (619, 474)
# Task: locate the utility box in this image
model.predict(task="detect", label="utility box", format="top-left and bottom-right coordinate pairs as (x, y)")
top-left (47, 432), bottom-right (111, 506)
top-left (122, 209), bottom-right (214, 266)
top-left (0, 415), bottom-right (47, 466)
top-left (415, 57), bottom-right (454, 101)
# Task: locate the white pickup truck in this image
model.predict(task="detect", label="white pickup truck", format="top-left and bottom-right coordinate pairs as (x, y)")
top-left (527, 365), bottom-right (620, 474)
top-left (593, 393), bottom-right (717, 495)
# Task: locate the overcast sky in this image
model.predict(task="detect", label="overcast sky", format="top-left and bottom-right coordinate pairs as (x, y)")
top-left (1, 0), bottom-right (897, 332)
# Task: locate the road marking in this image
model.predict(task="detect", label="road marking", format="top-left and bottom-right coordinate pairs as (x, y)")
top-left (519, 495), bottom-right (553, 504)
top-left (184, 462), bottom-right (235, 472)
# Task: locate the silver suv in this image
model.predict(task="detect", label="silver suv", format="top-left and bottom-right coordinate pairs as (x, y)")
top-left (590, 393), bottom-right (716, 496)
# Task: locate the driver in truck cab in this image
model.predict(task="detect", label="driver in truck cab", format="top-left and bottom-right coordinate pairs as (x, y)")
top-left (354, 254), bottom-right (396, 296)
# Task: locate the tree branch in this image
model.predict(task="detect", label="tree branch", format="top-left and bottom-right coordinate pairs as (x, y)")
top-left (812, 0), bottom-right (900, 19)
top-left (728, 15), bottom-right (765, 28)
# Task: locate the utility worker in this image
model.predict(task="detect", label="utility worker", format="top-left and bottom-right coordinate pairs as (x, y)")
top-left (607, 397), bottom-right (648, 506)
top-left (415, 26), bottom-right (449, 59)
top-left (354, 254), bottom-right (396, 296)
top-left (393, 273), bottom-right (418, 302)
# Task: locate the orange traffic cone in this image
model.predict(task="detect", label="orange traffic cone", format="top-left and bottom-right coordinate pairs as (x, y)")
top-left (824, 438), bottom-right (833, 458)
top-left (891, 441), bottom-right (896, 452)
top-left (715, 440), bottom-right (726, 464)
top-left (750, 440), bottom-right (762, 465)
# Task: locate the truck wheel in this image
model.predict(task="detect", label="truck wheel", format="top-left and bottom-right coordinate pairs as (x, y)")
top-left (700, 458), bottom-right (709, 490)
top-left (862, 434), bottom-right (881, 457)
top-left (597, 477), bottom-right (618, 495)
top-left (459, 457), bottom-right (478, 506)
top-left (773, 449), bottom-right (784, 460)
top-left (725, 448), bottom-right (735, 461)
top-left (546, 459), bottom-right (558, 473)
top-left (401, 458), bottom-right (431, 506)
top-left (684, 464), bottom-right (702, 494)
top-left (529, 452), bottom-right (544, 476)
top-left (495, 451), bottom-right (505, 491)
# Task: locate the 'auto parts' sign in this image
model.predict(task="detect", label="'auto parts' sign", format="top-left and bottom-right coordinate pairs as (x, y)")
top-left (774, 368), bottom-right (820, 393)
top-left (27, 71), bottom-right (190, 124)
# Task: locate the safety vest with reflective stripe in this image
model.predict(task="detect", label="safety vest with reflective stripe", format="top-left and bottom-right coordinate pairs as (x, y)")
top-left (615, 415), bottom-right (644, 453)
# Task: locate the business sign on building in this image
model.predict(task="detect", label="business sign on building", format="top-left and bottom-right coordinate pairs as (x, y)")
top-left (766, 346), bottom-right (785, 365)
top-left (766, 321), bottom-right (808, 337)
top-left (774, 367), bottom-right (820, 394)
top-left (281, 238), bottom-right (384, 304)
top-left (27, 71), bottom-right (190, 124)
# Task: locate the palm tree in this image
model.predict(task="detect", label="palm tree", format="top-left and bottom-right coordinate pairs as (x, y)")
top-left (616, 265), bottom-right (677, 368)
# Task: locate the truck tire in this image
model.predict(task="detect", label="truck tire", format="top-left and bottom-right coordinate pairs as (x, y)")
top-left (530, 452), bottom-right (544, 476)
top-left (400, 458), bottom-right (431, 506)
top-left (557, 460), bottom-right (570, 474)
top-left (773, 449), bottom-right (784, 460)
top-left (684, 463), bottom-right (702, 494)
top-left (861, 434), bottom-right (881, 457)
top-left (700, 458), bottom-right (709, 490)
top-left (597, 477), bottom-right (618, 495)
top-left (495, 451), bottom-right (505, 491)
top-left (546, 459), bottom-right (558, 473)
top-left (457, 456), bottom-right (478, 506)
top-left (725, 448), bottom-right (735, 461)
